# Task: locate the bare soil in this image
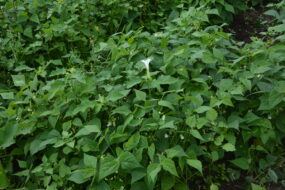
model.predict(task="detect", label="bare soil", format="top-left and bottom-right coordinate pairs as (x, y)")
top-left (228, 7), bottom-right (274, 42)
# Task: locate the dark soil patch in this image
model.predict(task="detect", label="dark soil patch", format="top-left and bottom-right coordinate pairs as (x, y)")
top-left (228, 7), bottom-right (274, 42)
top-left (220, 183), bottom-right (285, 190)
top-left (268, 184), bottom-right (285, 190)
top-left (220, 183), bottom-right (244, 190)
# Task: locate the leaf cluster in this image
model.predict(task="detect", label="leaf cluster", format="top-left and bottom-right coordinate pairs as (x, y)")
top-left (1, 0), bottom-right (285, 189)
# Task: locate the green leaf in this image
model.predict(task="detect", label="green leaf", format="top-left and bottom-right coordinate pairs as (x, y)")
top-left (160, 121), bottom-right (177, 130)
top-left (68, 171), bottom-right (89, 184)
top-left (177, 66), bottom-right (189, 78)
top-left (195, 106), bottom-right (211, 113)
top-left (161, 158), bottom-right (178, 177)
top-left (186, 116), bottom-right (196, 128)
top-left (240, 78), bottom-right (252, 91)
top-left (158, 100), bottom-right (175, 110)
top-left (123, 132), bottom-right (140, 151)
top-left (84, 154), bottom-right (97, 168)
top-left (230, 157), bottom-right (249, 170)
top-left (251, 183), bottom-right (266, 190)
top-left (131, 182), bottom-right (148, 189)
top-left (217, 79), bottom-right (233, 91)
top-left (0, 92), bottom-right (14, 100)
top-left (131, 168), bottom-right (146, 184)
top-left (161, 174), bottom-right (175, 190)
top-left (15, 65), bottom-right (34, 72)
top-left (0, 123), bottom-right (18, 149)
top-left (134, 90), bottom-right (146, 102)
top-left (73, 118), bottom-right (83, 127)
top-left (75, 125), bottom-right (101, 137)
top-left (98, 155), bottom-right (120, 181)
top-left (45, 80), bottom-right (65, 100)
top-left (106, 90), bottom-right (130, 102)
top-left (269, 24), bottom-right (285, 33)
top-left (93, 181), bottom-right (111, 190)
top-left (70, 99), bottom-right (98, 116)
top-left (186, 159), bottom-right (202, 174)
top-left (174, 183), bottom-right (189, 190)
top-left (268, 169), bottom-right (278, 183)
top-left (259, 92), bottom-right (283, 111)
top-left (206, 9), bottom-right (219, 15)
top-left (206, 109), bottom-right (218, 121)
top-left (192, 78), bottom-right (206, 84)
top-left (211, 151), bottom-right (219, 162)
top-left (202, 51), bottom-right (216, 64)
top-left (228, 115), bottom-right (240, 130)
top-left (71, 72), bottom-right (86, 83)
top-left (276, 81), bottom-right (285, 93)
top-left (264, 9), bottom-right (279, 17)
top-left (214, 135), bottom-right (224, 146)
top-left (221, 96), bottom-right (233, 107)
top-left (127, 77), bottom-right (142, 88)
top-left (165, 146), bottom-right (187, 158)
top-left (222, 143), bottom-right (236, 152)
top-left (190, 129), bottom-right (204, 141)
top-left (148, 143), bottom-right (155, 161)
top-left (30, 14), bottom-right (40, 23)
top-left (156, 75), bottom-right (177, 85)
top-left (147, 163), bottom-right (161, 183)
top-left (210, 184), bottom-right (219, 190)
top-left (224, 2), bottom-right (234, 13)
top-left (251, 66), bottom-right (271, 74)
top-left (30, 130), bottom-right (60, 155)
top-left (48, 59), bottom-right (62, 66)
top-left (0, 162), bottom-right (9, 189)
top-left (119, 152), bottom-right (141, 170)
top-left (112, 105), bottom-right (131, 116)
top-left (12, 75), bottom-right (26, 87)
top-left (23, 27), bottom-right (33, 38)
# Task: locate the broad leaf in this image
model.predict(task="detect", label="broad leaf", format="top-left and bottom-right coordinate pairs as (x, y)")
top-left (106, 90), bottom-right (130, 102)
top-left (0, 162), bottom-right (9, 189)
top-left (119, 151), bottom-right (142, 170)
top-left (222, 143), bottom-right (236, 152)
top-left (98, 155), bottom-right (120, 181)
top-left (230, 157), bottom-right (249, 170)
top-left (147, 163), bottom-right (161, 183)
top-left (123, 132), bottom-right (140, 151)
top-left (75, 125), bottom-right (101, 137)
top-left (12, 75), bottom-right (26, 87)
top-left (0, 92), bottom-right (14, 100)
top-left (84, 154), bottom-right (97, 168)
top-left (186, 159), bottom-right (202, 174)
top-left (161, 158), bottom-right (178, 177)
top-left (251, 183), bottom-right (266, 190)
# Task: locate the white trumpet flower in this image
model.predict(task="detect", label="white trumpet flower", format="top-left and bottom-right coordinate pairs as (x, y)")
top-left (141, 57), bottom-right (152, 79)
top-left (141, 57), bottom-right (152, 70)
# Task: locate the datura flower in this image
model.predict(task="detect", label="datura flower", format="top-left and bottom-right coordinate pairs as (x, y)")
top-left (141, 57), bottom-right (152, 70)
top-left (141, 57), bottom-right (152, 79)
top-left (164, 133), bottom-right (169, 138)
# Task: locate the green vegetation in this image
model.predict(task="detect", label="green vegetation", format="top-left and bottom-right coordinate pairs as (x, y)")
top-left (1, 0), bottom-right (285, 189)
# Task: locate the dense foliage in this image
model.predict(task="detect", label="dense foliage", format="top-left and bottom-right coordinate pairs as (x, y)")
top-left (1, 0), bottom-right (285, 189)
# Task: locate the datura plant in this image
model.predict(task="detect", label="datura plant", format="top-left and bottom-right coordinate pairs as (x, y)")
top-left (0, 0), bottom-right (285, 190)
